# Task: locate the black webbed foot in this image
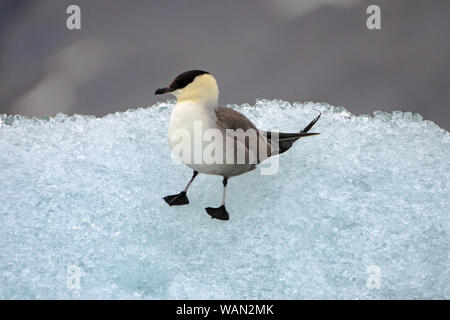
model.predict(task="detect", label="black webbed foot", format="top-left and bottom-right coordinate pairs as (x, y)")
top-left (163, 191), bottom-right (189, 206)
top-left (205, 205), bottom-right (229, 221)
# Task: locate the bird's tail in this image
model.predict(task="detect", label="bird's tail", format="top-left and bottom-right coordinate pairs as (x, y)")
top-left (264, 112), bottom-right (321, 155)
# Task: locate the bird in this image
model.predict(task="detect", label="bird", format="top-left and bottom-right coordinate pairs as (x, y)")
top-left (155, 70), bottom-right (320, 221)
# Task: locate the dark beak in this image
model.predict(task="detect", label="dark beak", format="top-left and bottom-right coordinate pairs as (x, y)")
top-left (155, 87), bottom-right (171, 95)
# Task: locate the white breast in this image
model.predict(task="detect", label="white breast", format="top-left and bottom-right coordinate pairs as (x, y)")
top-left (169, 101), bottom-right (215, 144)
top-left (168, 101), bottom-right (254, 177)
top-left (168, 101), bottom-right (216, 167)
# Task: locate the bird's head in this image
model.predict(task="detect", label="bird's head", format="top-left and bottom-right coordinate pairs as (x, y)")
top-left (155, 70), bottom-right (219, 106)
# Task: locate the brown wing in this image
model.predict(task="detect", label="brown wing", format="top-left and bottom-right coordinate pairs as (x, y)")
top-left (215, 105), bottom-right (257, 131)
top-left (215, 106), bottom-right (272, 163)
top-left (214, 106), bottom-right (321, 160)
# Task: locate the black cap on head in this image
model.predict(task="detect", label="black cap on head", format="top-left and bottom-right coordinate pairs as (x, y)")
top-left (169, 70), bottom-right (209, 90)
top-left (155, 70), bottom-right (209, 95)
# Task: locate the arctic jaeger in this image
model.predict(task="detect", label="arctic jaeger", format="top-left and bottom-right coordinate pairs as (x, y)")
top-left (156, 70), bottom-right (320, 221)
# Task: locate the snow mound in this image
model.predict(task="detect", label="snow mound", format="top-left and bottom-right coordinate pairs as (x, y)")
top-left (0, 100), bottom-right (449, 299)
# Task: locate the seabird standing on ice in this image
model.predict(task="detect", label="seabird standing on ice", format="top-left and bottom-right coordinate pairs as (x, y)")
top-left (155, 70), bottom-right (320, 221)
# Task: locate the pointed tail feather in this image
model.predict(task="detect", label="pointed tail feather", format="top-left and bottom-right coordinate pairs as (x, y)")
top-left (265, 112), bottom-right (321, 155)
top-left (301, 111), bottom-right (321, 133)
top-left (264, 131), bottom-right (319, 141)
top-left (277, 132), bottom-right (319, 141)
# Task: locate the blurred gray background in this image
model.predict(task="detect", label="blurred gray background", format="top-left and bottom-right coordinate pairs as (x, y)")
top-left (1, 0), bottom-right (449, 129)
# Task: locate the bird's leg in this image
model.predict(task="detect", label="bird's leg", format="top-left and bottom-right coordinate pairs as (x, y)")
top-left (163, 171), bottom-right (198, 206)
top-left (205, 177), bottom-right (230, 221)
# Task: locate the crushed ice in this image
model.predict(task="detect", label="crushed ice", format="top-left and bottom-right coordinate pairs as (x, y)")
top-left (0, 100), bottom-right (448, 299)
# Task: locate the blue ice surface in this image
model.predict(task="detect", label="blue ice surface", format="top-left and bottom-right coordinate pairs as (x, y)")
top-left (0, 99), bottom-right (449, 299)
